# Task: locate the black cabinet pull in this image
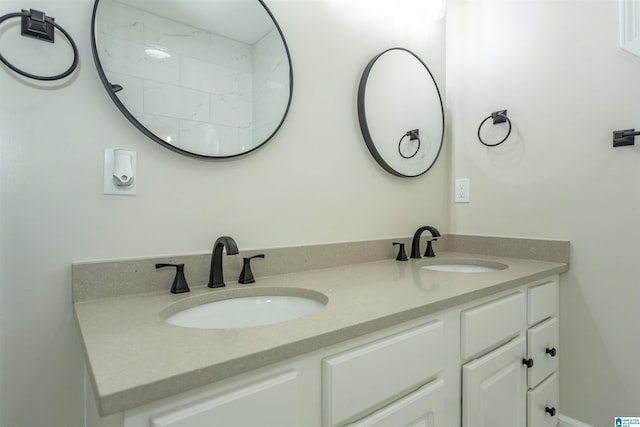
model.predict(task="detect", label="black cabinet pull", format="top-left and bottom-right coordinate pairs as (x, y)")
top-left (545, 347), bottom-right (557, 357)
top-left (545, 406), bottom-right (556, 416)
top-left (522, 358), bottom-right (534, 368)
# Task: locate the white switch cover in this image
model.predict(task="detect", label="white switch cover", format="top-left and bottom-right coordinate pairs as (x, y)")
top-left (455, 178), bottom-right (470, 203)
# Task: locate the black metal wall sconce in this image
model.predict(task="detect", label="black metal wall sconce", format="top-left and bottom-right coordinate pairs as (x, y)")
top-left (478, 109), bottom-right (512, 147)
top-left (612, 129), bottom-right (640, 147)
top-left (0, 8), bottom-right (78, 81)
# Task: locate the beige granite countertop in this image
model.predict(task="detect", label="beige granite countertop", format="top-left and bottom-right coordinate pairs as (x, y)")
top-left (74, 248), bottom-right (568, 416)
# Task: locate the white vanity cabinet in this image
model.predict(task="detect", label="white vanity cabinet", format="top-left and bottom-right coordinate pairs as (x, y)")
top-left (110, 275), bottom-right (560, 427)
top-left (461, 277), bottom-right (560, 427)
top-left (122, 317), bottom-right (448, 427)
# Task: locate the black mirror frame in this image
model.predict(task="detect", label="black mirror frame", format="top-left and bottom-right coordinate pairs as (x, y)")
top-left (358, 47), bottom-right (444, 177)
top-left (90, 0), bottom-right (294, 160)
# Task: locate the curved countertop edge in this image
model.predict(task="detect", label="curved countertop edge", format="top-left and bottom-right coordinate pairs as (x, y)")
top-left (75, 252), bottom-right (568, 416)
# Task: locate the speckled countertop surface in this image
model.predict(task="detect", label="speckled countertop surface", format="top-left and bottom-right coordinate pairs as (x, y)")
top-left (74, 250), bottom-right (568, 416)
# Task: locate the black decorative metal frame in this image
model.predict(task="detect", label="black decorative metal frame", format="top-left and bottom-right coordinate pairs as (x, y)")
top-left (90, 0), bottom-right (294, 160)
top-left (0, 9), bottom-right (79, 81)
top-left (358, 47), bottom-right (445, 178)
top-left (477, 110), bottom-right (512, 147)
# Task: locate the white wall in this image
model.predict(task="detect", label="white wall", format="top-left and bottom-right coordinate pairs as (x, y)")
top-left (0, 1), bottom-right (447, 426)
top-left (447, 0), bottom-right (640, 425)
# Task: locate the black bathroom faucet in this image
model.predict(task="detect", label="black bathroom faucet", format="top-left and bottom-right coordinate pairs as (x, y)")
top-left (410, 226), bottom-right (441, 259)
top-left (208, 236), bottom-right (239, 288)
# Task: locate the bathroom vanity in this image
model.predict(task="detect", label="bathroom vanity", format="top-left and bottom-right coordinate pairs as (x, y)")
top-left (73, 236), bottom-right (568, 427)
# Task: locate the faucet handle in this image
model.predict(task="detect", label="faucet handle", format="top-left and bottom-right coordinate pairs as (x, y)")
top-left (392, 242), bottom-right (408, 261)
top-left (424, 238), bottom-right (438, 258)
top-left (238, 254), bottom-right (265, 284)
top-left (155, 263), bottom-right (190, 294)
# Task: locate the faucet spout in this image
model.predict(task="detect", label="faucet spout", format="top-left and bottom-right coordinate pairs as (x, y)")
top-left (209, 236), bottom-right (239, 288)
top-left (410, 226), bottom-right (441, 259)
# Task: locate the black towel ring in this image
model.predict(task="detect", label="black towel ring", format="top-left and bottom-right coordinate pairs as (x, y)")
top-left (478, 110), bottom-right (512, 147)
top-left (398, 129), bottom-right (421, 159)
top-left (0, 9), bottom-right (79, 81)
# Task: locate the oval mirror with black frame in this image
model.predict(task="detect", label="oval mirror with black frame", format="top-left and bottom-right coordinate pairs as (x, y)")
top-left (358, 48), bottom-right (444, 177)
top-left (91, 0), bottom-right (293, 159)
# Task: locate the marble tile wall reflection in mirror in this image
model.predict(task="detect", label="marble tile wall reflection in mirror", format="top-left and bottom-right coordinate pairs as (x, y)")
top-left (91, 0), bottom-right (293, 158)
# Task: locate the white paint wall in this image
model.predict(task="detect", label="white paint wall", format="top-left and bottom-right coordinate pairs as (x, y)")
top-left (9, 1), bottom-right (635, 426)
top-left (447, 0), bottom-right (640, 425)
top-left (0, 1), bottom-right (447, 426)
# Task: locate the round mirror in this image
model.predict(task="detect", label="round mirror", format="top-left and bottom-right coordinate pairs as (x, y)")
top-left (91, 0), bottom-right (293, 159)
top-left (358, 48), bottom-right (444, 177)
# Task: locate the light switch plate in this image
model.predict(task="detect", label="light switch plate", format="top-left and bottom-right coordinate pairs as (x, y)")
top-left (455, 178), bottom-right (470, 203)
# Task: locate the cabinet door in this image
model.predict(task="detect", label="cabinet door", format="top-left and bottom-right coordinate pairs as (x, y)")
top-left (527, 373), bottom-right (559, 427)
top-left (149, 370), bottom-right (298, 427)
top-left (527, 317), bottom-right (559, 388)
top-left (462, 336), bottom-right (527, 427)
top-left (347, 379), bottom-right (444, 427)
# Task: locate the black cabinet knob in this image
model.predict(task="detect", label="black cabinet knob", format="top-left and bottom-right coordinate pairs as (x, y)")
top-left (545, 407), bottom-right (556, 416)
top-left (545, 347), bottom-right (557, 357)
top-left (522, 358), bottom-right (534, 368)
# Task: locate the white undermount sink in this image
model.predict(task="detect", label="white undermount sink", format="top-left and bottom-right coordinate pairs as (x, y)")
top-left (420, 258), bottom-right (508, 273)
top-left (163, 288), bottom-right (327, 329)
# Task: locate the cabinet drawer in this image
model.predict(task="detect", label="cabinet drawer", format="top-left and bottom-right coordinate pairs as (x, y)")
top-left (322, 320), bottom-right (444, 427)
top-left (528, 280), bottom-right (558, 326)
top-left (528, 317), bottom-right (559, 388)
top-left (527, 372), bottom-right (559, 427)
top-left (347, 379), bottom-right (444, 427)
top-left (150, 370), bottom-right (298, 427)
top-left (461, 292), bottom-right (526, 359)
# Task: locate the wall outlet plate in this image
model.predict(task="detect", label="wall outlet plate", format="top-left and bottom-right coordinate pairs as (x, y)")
top-left (455, 178), bottom-right (470, 203)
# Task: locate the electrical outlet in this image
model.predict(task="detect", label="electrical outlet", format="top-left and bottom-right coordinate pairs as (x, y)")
top-left (455, 178), bottom-right (470, 203)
